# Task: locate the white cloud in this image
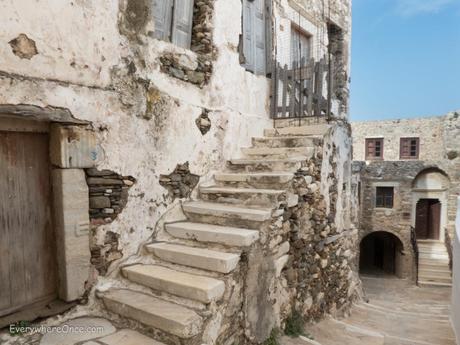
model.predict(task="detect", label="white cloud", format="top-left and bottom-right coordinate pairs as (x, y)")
top-left (395, 0), bottom-right (458, 16)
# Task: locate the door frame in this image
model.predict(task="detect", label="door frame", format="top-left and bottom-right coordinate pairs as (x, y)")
top-left (412, 190), bottom-right (447, 242)
top-left (0, 111), bottom-right (94, 305)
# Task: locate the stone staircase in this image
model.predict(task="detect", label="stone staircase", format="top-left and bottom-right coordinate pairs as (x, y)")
top-left (98, 124), bottom-right (327, 344)
top-left (417, 240), bottom-right (452, 287)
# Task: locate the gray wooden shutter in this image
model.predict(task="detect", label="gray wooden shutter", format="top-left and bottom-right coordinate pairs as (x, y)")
top-left (254, 0), bottom-right (266, 75)
top-left (171, 0), bottom-right (194, 49)
top-left (265, 0), bottom-right (273, 75)
top-left (153, 0), bottom-right (174, 41)
top-left (242, 0), bottom-right (255, 72)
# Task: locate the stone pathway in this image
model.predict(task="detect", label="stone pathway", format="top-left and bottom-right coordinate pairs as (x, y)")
top-left (0, 317), bottom-right (163, 345)
top-left (283, 276), bottom-right (456, 345)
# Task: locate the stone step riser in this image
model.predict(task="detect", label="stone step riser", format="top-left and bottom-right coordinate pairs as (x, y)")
top-left (252, 137), bottom-right (317, 148)
top-left (165, 222), bottom-right (259, 247)
top-left (122, 265), bottom-right (226, 303)
top-left (418, 269), bottom-right (452, 278)
top-left (419, 253), bottom-right (449, 260)
top-left (263, 124), bottom-right (329, 137)
top-left (418, 277), bottom-right (452, 284)
top-left (419, 272), bottom-right (452, 280)
top-left (214, 180), bottom-right (291, 191)
top-left (227, 160), bottom-right (303, 173)
top-left (147, 243), bottom-right (240, 274)
top-left (419, 263), bottom-right (450, 271)
top-left (241, 147), bottom-right (315, 157)
top-left (102, 289), bottom-right (203, 339)
top-left (185, 213), bottom-right (268, 230)
top-left (200, 189), bottom-right (282, 208)
top-left (214, 174), bottom-right (294, 190)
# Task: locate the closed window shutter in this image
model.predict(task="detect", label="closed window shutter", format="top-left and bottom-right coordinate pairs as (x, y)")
top-left (172, 0), bottom-right (194, 49)
top-left (242, 0), bottom-right (255, 72)
top-left (153, 0), bottom-right (174, 41)
top-left (254, 0), bottom-right (266, 75)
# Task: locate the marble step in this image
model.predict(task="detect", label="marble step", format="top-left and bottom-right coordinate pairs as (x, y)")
top-left (227, 157), bottom-right (305, 172)
top-left (418, 268), bottom-right (451, 278)
top-left (101, 289), bottom-right (202, 338)
top-left (418, 280), bottom-right (452, 287)
top-left (252, 136), bottom-right (317, 148)
top-left (94, 329), bottom-right (168, 345)
top-left (122, 264), bottom-right (225, 303)
top-left (183, 201), bottom-right (272, 228)
top-left (241, 146), bottom-right (315, 158)
top-left (200, 186), bottom-right (284, 207)
top-left (264, 124), bottom-right (329, 137)
top-left (166, 221), bottom-right (259, 247)
top-left (146, 242), bottom-right (240, 273)
top-left (214, 172), bottom-right (293, 189)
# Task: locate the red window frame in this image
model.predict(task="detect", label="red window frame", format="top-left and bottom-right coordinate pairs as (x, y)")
top-left (365, 138), bottom-right (384, 160)
top-left (400, 137), bottom-right (420, 159)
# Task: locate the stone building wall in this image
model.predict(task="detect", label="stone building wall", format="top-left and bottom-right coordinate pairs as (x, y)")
top-left (352, 111), bottom-right (460, 279)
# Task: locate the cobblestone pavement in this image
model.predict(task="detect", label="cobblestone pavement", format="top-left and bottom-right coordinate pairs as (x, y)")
top-left (283, 276), bottom-right (456, 345)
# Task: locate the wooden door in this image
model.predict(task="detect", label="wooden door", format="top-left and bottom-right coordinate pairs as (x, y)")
top-left (415, 200), bottom-right (429, 239)
top-left (429, 201), bottom-right (441, 240)
top-left (0, 131), bottom-right (57, 317)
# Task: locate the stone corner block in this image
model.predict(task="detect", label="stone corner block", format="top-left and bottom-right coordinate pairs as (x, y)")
top-left (50, 123), bottom-right (99, 168)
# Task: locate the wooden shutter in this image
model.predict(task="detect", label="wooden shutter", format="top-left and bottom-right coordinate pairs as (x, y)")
top-left (242, 0), bottom-right (267, 75)
top-left (171, 0), bottom-right (194, 49)
top-left (153, 0), bottom-right (174, 41)
top-left (254, 0), bottom-right (266, 75)
top-left (242, 0), bottom-right (255, 72)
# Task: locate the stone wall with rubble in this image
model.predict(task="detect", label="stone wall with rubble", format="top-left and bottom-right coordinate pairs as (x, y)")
top-left (352, 112), bottom-right (460, 279)
top-left (280, 122), bottom-right (360, 326)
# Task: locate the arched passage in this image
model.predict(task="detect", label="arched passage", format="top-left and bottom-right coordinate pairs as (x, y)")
top-left (359, 231), bottom-right (404, 277)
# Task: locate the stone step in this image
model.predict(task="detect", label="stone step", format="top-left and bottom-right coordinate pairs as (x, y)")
top-left (227, 157), bottom-right (305, 172)
top-left (122, 264), bottom-right (225, 303)
top-left (417, 275), bottom-right (452, 284)
top-left (419, 252), bottom-right (449, 260)
top-left (418, 280), bottom-right (452, 287)
top-left (101, 289), bottom-right (202, 339)
top-left (419, 262), bottom-right (450, 271)
top-left (165, 221), bottom-right (259, 247)
top-left (95, 329), bottom-right (167, 345)
top-left (183, 201), bottom-right (272, 229)
top-left (214, 172), bottom-right (293, 189)
top-left (418, 247), bottom-right (449, 254)
top-left (241, 146), bottom-right (314, 158)
top-left (146, 242), bottom-right (240, 273)
top-left (252, 136), bottom-right (317, 148)
top-left (419, 268), bottom-right (451, 278)
top-left (264, 124), bottom-right (329, 137)
top-left (200, 186), bottom-right (284, 207)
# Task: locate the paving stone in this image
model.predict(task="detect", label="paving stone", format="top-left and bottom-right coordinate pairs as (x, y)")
top-left (96, 329), bottom-right (166, 345)
top-left (39, 317), bottom-right (116, 345)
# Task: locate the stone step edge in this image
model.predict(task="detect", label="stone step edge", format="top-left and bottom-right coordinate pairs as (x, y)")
top-left (101, 288), bottom-right (203, 339)
top-left (121, 264), bottom-right (226, 303)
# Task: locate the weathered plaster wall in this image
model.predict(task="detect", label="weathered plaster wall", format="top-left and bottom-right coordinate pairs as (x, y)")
top-left (0, 0), bottom-right (274, 286)
top-left (452, 197), bottom-right (460, 343)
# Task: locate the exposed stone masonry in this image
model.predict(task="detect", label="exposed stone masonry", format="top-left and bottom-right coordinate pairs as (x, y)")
top-left (195, 109), bottom-right (212, 135)
top-left (287, 147), bottom-right (357, 322)
top-left (85, 168), bottom-right (135, 224)
top-left (90, 231), bottom-right (123, 276)
top-left (159, 0), bottom-right (216, 86)
top-left (159, 162), bottom-right (200, 199)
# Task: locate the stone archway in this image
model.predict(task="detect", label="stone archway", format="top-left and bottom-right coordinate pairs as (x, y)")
top-left (359, 231), bottom-right (405, 278)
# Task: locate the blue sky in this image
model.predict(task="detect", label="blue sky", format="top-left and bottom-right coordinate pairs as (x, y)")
top-left (350, 0), bottom-right (460, 121)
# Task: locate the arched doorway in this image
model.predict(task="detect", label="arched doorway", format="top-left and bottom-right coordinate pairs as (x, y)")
top-left (359, 231), bottom-right (404, 277)
top-left (412, 168), bottom-right (449, 241)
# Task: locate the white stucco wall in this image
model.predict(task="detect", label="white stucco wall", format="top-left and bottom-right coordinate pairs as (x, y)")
top-left (452, 197), bottom-right (460, 343)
